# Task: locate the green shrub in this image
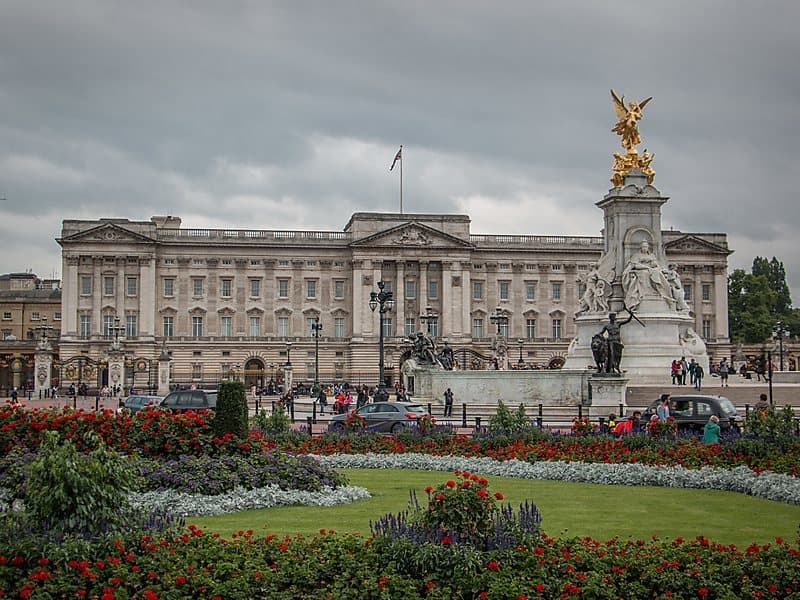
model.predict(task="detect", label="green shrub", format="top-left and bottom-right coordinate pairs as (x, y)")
top-left (746, 405), bottom-right (797, 444)
top-left (213, 380), bottom-right (248, 438)
top-left (25, 430), bottom-right (134, 537)
top-left (254, 405), bottom-right (291, 434)
top-left (488, 400), bottom-right (532, 434)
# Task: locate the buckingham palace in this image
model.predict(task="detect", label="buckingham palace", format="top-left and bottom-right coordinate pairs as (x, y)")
top-left (55, 212), bottom-right (731, 390)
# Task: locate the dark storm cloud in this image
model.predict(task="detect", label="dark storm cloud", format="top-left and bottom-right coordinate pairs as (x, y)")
top-left (1, 1), bottom-right (799, 298)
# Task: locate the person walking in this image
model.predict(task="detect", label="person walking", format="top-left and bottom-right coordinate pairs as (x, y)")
top-left (703, 415), bottom-right (720, 444)
top-left (443, 388), bottom-right (454, 417)
top-left (694, 362), bottom-right (705, 390)
top-left (680, 357), bottom-right (689, 385)
top-left (317, 388), bottom-right (327, 415)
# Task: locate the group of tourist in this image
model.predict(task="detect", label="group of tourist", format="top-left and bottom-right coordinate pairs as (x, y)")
top-left (669, 357), bottom-right (705, 389)
top-left (613, 394), bottom-right (721, 443)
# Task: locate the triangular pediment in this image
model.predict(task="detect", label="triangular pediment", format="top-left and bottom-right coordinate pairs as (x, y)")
top-left (60, 223), bottom-right (156, 244)
top-left (664, 234), bottom-right (731, 255)
top-left (350, 222), bottom-right (473, 249)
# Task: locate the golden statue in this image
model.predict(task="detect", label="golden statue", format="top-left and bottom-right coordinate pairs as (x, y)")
top-left (610, 90), bottom-right (656, 186)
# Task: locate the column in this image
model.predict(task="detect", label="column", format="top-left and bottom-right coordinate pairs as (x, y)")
top-left (461, 262), bottom-right (471, 339)
top-left (713, 265), bottom-right (729, 342)
top-left (351, 260), bottom-right (364, 338)
top-left (395, 261), bottom-right (405, 336)
top-left (92, 257), bottom-right (102, 337)
top-left (441, 262), bottom-right (452, 338)
top-left (419, 261), bottom-right (428, 311)
top-left (63, 256), bottom-right (79, 337)
top-left (116, 258), bottom-right (125, 321)
top-left (140, 256), bottom-right (156, 339)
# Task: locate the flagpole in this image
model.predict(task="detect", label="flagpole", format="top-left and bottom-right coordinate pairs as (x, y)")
top-left (399, 148), bottom-right (403, 214)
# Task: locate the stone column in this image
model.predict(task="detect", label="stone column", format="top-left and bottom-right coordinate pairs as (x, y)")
top-left (139, 256), bottom-right (156, 340)
top-left (419, 261), bottom-right (428, 312)
top-left (461, 262), bottom-right (472, 339)
top-left (441, 262), bottom-right (452, 337)
top-left (92, 257), bottom-right (102, 338)
top-left (713, 265), bottom-right (729, 343)
top-left (395, 261), bottom-right (405, 336)
top-left (35, 346), bottom-right (53, 397)
top-left (64, 256), bottom-right (80, 337)
top-left (157, 344), bottom-right (172, 396)
top-left (351, 260), bottom-right (364, 338)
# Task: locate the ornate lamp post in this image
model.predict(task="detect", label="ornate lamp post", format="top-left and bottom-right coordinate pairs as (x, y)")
top-left (774, 322), bottom-right (790, 372)
top-left (285, 341), bottom-right (293, 367)
top-left (369, 281), bottom-right (394, 401)
top-left (311, 317), bottom-right (323, 391)
top-left (419, 306), bottom-right (438, 338)
top-left (284, 341), bottom-right (293, 395)
top-left (489, 307), bottom-right (508, 336)
top-left (517, 338), bottom-right (525, 367)
top-left (108, 316), bottom-right (127, 393)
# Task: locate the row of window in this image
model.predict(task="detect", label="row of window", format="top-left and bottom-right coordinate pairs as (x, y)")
top-left (2, 311), bottom-right (61, 321)
top-left (77, 274), bottom-right (715, 304)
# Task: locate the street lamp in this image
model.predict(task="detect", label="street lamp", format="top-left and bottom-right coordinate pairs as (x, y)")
top-left (419, 306), bottom-right (438, 337)
top-left (311, 317), bottom-right (323, 390)
top-left (489, 307), bottom-right (508, 336)
top-left (285, 341), bottom-right (292, 367)
top-left (774, 321), bottom-right (791, 371)
top-left (369, 280), bottom-right (394, 400)
top-left (517, 338), bottom-right (525, 367)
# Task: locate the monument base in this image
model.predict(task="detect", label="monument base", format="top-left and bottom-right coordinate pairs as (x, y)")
top-left (564, 301), bottom-right (708, 384)
top-left (589, 374), bottom-right (628, 417)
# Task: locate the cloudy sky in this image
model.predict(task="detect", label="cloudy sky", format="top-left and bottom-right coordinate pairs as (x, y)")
top-left (1, 1), bottom-right (798, 300)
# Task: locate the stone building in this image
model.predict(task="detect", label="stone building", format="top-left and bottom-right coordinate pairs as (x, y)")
top-left (0, 273), bottom-right (61, 392)
top-left (56, 213), bottom-right (731, 391)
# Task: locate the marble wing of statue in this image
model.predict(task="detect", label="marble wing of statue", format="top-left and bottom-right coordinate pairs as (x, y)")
top-left (596, 246), bottom-right (617, 287)
top-left (611, 89), bottom-right (627, 121)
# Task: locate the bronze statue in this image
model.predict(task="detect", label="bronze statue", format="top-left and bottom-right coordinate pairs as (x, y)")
top-left (596, 311), bottom-right (634, 374)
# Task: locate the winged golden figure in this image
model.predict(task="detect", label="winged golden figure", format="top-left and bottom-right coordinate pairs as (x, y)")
top-left (611, 89), bottom-right (652, 152)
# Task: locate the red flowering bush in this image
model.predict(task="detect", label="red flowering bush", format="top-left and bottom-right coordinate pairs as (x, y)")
top-left (570, 416), bottom-right (597, 436)
top-left (342, 411), bottom-right (366, 433)
top-left (647, 416), bottom-right (678, 437)
top-left (415, 413), bottom-right (437, 434)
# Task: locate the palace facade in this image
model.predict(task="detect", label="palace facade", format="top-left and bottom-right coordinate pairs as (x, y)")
top-left (56, 212), bottom-right (732, 390)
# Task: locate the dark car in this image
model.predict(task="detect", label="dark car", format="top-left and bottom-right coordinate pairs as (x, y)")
top-left (643, 394), bottom-right (743, 431)
top-left (159, 389), bottom-right (218, 412)
top-left (328, 401), bottom-right (429, 433)
top-left (118, 395), bottom-right (163, 414)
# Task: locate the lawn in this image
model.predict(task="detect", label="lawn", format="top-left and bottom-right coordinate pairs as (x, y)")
top-left (190, 468), bottom-right (800, 547)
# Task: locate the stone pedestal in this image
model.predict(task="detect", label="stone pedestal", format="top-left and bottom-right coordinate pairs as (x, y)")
top-left (157, 346), bottom-right (172, 396)
top-left (588, 374), bottom-right (628, 417)
top-left (34, 347), bottom-right (53, 396)
top-left (107, 350), bottom-right (125, 396)
top-left (284, 365), bottom-right (294, 394)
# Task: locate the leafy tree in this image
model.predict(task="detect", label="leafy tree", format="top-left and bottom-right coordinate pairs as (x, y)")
top-left (752, 257), bottom-right (792, 315)
top-left (727, 269), bottom-right (776, 342)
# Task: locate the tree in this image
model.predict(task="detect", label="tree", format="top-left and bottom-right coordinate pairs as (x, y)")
top-left (728, 269), bottom-right (776, 343)
top-left (752, 257), bottom-right (792, 315)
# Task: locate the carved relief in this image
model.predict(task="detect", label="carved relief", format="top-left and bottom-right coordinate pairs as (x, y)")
top-left (392, 227), bottom-right (431, 246)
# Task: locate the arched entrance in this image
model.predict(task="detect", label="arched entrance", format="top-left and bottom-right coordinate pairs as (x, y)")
top-left (244, 358), bottom-right (265, 388)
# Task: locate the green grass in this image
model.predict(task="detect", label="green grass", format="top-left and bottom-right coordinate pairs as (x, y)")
top-left (190, 469), bottom-right (800, 547)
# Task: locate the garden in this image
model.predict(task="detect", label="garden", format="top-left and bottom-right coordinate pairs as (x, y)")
top-left (1, 383), bottom-right (799, 598)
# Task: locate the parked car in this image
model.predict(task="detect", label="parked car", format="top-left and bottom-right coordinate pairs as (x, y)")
top-left (118, 395), bottom-right (163, 413)
top-left (642, 394), bottom-right (743, 431)
top-left (328, 401), bottom-right (429, 433)
top-left (159, 389), bottom-right (218, 412)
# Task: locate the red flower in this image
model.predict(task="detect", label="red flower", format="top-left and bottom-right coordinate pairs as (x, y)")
top-left (494, 492), bottom-right (504, 500)
top-left (175, 576), bottom-right (187, 584)
top-left (143, 592), bottom-right (158, 600)
top-left (697, 588), bottom-right (709, 597)
top-left (477, 488), bottom-right (488, 498)
top-left (436, 493), bottom-right (445, 501)
top-left (441, 536), bottom-right (452, 546)
top-left (486, 560), bottom-right (500, 571)
top-left (446, 480), bottom-right (456, 488)
top-left (535, 583), bottom-right (546, 593)
top-left (425, 486), bottom-right (433, 494)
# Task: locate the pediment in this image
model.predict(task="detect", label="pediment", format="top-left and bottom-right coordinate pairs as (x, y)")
top-left (350, 222), bottom-right (473, 249)
top-left (61, 223), bottom-right (156, 244)
top-left (664, 234), bottom-right (731, 255)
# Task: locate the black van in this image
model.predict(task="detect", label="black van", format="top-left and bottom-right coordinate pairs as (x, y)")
top-left (159, 389), bottom-right (218, 412)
